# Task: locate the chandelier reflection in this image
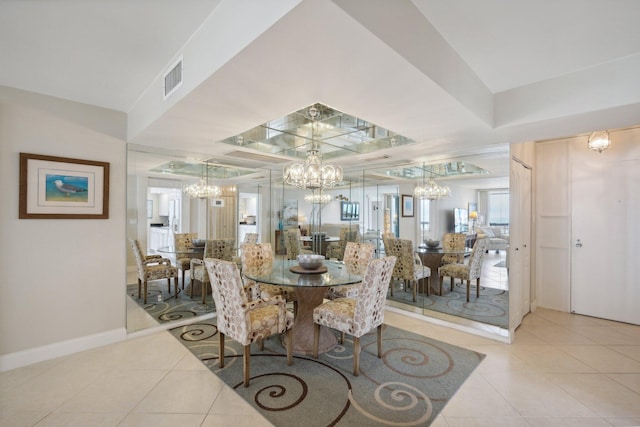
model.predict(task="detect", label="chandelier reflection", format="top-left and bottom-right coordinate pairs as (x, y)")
top-left (183, 163), bottom-right (221, 199)
top-left (413, 163), bottom-right (451, 200)
top-left (283, 106), bottom-right (343, 190)
top-left (304, 190), bottom-right (331, 205)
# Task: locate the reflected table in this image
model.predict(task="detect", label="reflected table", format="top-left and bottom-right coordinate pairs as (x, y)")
top-left (300, 236), bottom-right (339, 256)
top-left (244, 258), bottom-right (362, 355)
top-left (157, 246), bottom-right (206, 296)
top-left (416, 247), bottom-right (471, 295)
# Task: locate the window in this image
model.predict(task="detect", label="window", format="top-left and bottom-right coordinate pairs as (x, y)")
top-left (488, 191), bottom-right (509, 226)
top-left (419, 198), bottom-right (430, 237)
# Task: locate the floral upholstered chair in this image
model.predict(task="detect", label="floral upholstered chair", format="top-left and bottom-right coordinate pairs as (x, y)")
top-left (386, 238), bottom-right (431, 301)
top-left (129, 239), bottom-right (178, 304)
top-left (189, 238), bottom-right (235, 303)
top-left (326, 242), bottom-right (375, 300)
top-left (312, 256), bottom-right (396, 376)
top-left (173, 232), bottom-right (198, 289)
top-left (284, 228), bottom-right (312, 260)
top-left (441, 232), bottom-right (466, 265)
top-left (231, 233), bottom-right (260, 267)
top-left (204, 258), bottom-right (294, 387)
top-left (326, 228), bottom-right (360, 260)
top-left (438, 237), bottom-right (489, 301)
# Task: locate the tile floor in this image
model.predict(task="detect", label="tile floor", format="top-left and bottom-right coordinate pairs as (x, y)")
top-left (2, 303), bottom-right (640, 426)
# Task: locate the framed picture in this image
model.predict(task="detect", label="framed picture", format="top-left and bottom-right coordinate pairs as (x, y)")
top-left (340, 201), bottom-right (360, 221)
top-left (212, 198), bottom-right (224, 207)
top-left (401, 194), bottom-right (414, 217)
top-left (19, 153), bottom-right (109, 219)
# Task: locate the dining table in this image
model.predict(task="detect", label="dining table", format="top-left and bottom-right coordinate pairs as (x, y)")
top-left (416, 247), bottom-right (472, 295)
top-left (157, 245), bottom-right (206, 296)
top-left (243, 257), bottom-right (362, 355)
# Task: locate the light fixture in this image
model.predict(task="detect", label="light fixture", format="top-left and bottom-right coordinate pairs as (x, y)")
top-left (469, 211), bottom-right (478, 232)
top-left (183, 163), bottom-right (221, 199)
top-left (587, 130), bottom-right (611, 153)
top-left (304, 190), bottom-right (331, 205)
top-left (283, 106), bottom-right (343, 190)
top-left (413, 163), bottom-right (451, 200)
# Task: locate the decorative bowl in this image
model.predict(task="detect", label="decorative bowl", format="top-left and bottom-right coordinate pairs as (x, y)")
top-left (425, 239), bottom-right (440, 248)
top-left (297, 254), bottom-right (325, 270)
top-left (191, 239), bottom-right (205, 247)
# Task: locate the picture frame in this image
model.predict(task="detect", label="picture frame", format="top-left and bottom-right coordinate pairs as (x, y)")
top-left (340, 201), bottom-right (360, 221)
top-left (401, 194), bottom-right (414, 217)
top-left (212, 198), bottom-right (225, 207)
top-left (19, 153), bottom-right (109, 219)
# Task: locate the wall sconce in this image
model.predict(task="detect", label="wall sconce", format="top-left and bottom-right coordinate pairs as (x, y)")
top-left (587, 130), bottom-right (611, 153)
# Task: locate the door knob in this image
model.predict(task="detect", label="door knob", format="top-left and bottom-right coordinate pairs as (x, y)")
top-left (575, 239), bottom-right (583, 248)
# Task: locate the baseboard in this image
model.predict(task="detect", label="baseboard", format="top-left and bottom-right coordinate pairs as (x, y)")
top-left (0, 327), bottom-right (127, 373)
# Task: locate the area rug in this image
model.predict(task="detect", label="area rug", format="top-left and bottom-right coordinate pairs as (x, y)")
top-left (169, 319), bottom-right (484, 426)
top-left (126, 282), bottom-right (214, 324)
top-left (387, 281), bottom-right (508, 329)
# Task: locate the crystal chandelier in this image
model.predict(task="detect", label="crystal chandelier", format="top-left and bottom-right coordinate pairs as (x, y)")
top-left (304, 190), bottom-right (331, 205)
top-left (413, 163), bottom-right (451, 200)
top-left (183, 163), bottom-right (221, 199)
top-left (587, 130), bottom-right (611, 153)
top-left (283, 106), bottom-right (343, 190)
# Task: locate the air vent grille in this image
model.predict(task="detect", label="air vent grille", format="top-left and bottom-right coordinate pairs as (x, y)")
top-left (164, 57), bottom-right (183, 99)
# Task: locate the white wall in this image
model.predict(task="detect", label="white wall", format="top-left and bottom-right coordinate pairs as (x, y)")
top-left (0, 86), bottom-right (127, 370)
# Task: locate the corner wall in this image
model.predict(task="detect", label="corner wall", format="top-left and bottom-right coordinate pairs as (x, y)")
top-left (0, 86), bottom-right (128, 371)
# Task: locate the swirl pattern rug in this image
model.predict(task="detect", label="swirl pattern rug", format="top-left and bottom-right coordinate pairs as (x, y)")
top-left (126, 283), bottom-right (214, 324)
top-left (169, 320), bottom-right (484, 426)
top-left (387, 281), bottom-right (508, 328)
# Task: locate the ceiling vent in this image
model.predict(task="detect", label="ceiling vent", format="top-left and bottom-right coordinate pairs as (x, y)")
top-left (164, 57), bottom-right (183, 99)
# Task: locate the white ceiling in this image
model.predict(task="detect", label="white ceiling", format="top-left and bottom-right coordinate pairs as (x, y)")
top-left (2, 0), bottom-right (639, 188)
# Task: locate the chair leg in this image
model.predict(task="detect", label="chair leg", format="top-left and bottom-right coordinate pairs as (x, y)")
top-left (181, 269), bottom-right (186, 289)
top-left (353, 336), bottom-right (361, 376)
top-left (201, 280), bottom-right (207, 305)
top-left (476, 278), bottom-right (480, 298)
top-left (451, 277), bottom-right (455, 292)
top-left (377, 324), bottom-right (383, 358)
top-left (143, 280), bottom-right (148, 304)
top-left (243, 345), bottom-right (251, 387)
top-left (259, 338), bottom-right (264, 351)
top-left (219, 333), bottom-right (225, 368)
top-left (439, 275), bottom-right (444, 295)
top-left (285, 329), bottom-right (293, 366)
top-left (466, 281), bottom-right (470, 302)
top-left (340, 332), bottom-right (345, 344)
top-left (137, 278), bottom-right (142, 300)
top-left (313, 323), bottom-right (320, 358)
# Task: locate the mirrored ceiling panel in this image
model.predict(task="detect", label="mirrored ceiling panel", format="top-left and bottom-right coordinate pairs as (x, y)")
top-left (371, 162), bottom-right (491, 180)
top-left (220, 103), bottom-right (415, 160)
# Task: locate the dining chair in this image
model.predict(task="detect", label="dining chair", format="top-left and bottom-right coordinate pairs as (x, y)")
top-left (312, 256), bottom-right (396, 376)
top-left (385, 238), bottom-right (431, 301)
top-left (232, 233), bottom-right (259, 267)
top-left (438, 237), bottom-right (489, 301)
top-left (204, 258), bottom-right (294, 387)
top-left (284, 228), bottom-right (313, 260)
top-left (189, 238), bottom-right (235, 303)
top-left (325, 241), bottom-right (375, 300)
top-left (441, 233), bottom-right (466, 266)
top-left (173, 232), bottom-right (198, 289)
top-left (129, 239), bottom-right (178, 304)
top-left (326, 227), bottom-right (360, 260)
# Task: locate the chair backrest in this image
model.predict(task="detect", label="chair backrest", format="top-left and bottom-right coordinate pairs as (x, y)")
top-left (386, 238), bottom-right (415, 280)
top-left (441, 233), bottom-right (466, 264)
top-left (243, 233), bottom-right (259, 244)
top-left (174, 233), bottom-right (198, 250)
top-left (203, 238), bottom-right (236, 261)
top-left (467, 238), bottom-right (489, 280)
top-left (240, 242), bottom-right (274, 278)
top-left (129, 239), bottom-right (145, 271)
top-left (343, 242), bottom-right (375, 275)
top-left (352, 256), bottom-right (396, 335)
top-left (284, 229), bottom-right (303, 259)
top-left (203, 258), bottom-right (250, 342)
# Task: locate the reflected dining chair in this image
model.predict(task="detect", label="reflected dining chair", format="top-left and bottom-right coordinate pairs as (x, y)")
top-left (438, 238), bottom-right (489, 301)
top-left (385, 238), bottom-right (431, 301)
top-left (326, 227), bottom-right (360, 260)
top-left (129, 239), bottom-right (178, 304)
top-left (326, 241), bottom-right (375, 300)
top-left (284, 228), bottom-right (312, 260)
top-left (189, 238), bottom-right (235, 303)
top-left (173, 232), bottom-right (198, 289)
top-left (312, 256), bottom-right (396, 376)
top-left (232, 233), bottom-right (259, 267)
top-left (204, 258), bottom-right (294, 387)
top-left (440, 232), bottom-right (466, 266)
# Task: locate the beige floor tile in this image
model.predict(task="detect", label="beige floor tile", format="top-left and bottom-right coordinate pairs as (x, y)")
top-left (507, 344), bottom-right (596, 373)
top-left (208, 385), bottom-right (262, 416)
top-left (522, 417), bottom-right (614, 426)
top-left (523, 324), bottom-right (598, 345)
top-left (30, 412), bottom-right (126, 427)
top-left (133, 370), bottom-right (223, 414)
top-left (202, 413), bottom-right (273, 427)
top-left (572, 326), bottom-right (640, 345)
top-left (481, 371), bottom-right (596, 417)
top-left (54, 369), bottom-right (167, 414)
top-left (607, 373), bottom-right (640, 394)
top-left (0, 410), bottom-right (49, 427)
top-left (605, 417), bottom-right (640, 426)
top-left (547, 372), bottom-right (640, 418)
top-left (444, 417), bottom-right (531, 427)
top-left (466, 344), bottom-right (532, 374)
top-left (611, 346), bottom-right (640, 362)
top-left (429, 414), bottom-right (450, 426)
top-left (441, 374), bottom-right (520, 418)
top-left (558, 345), bottom-right (640, 373)
top-left (118, 413), bottom-right (206, 427)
